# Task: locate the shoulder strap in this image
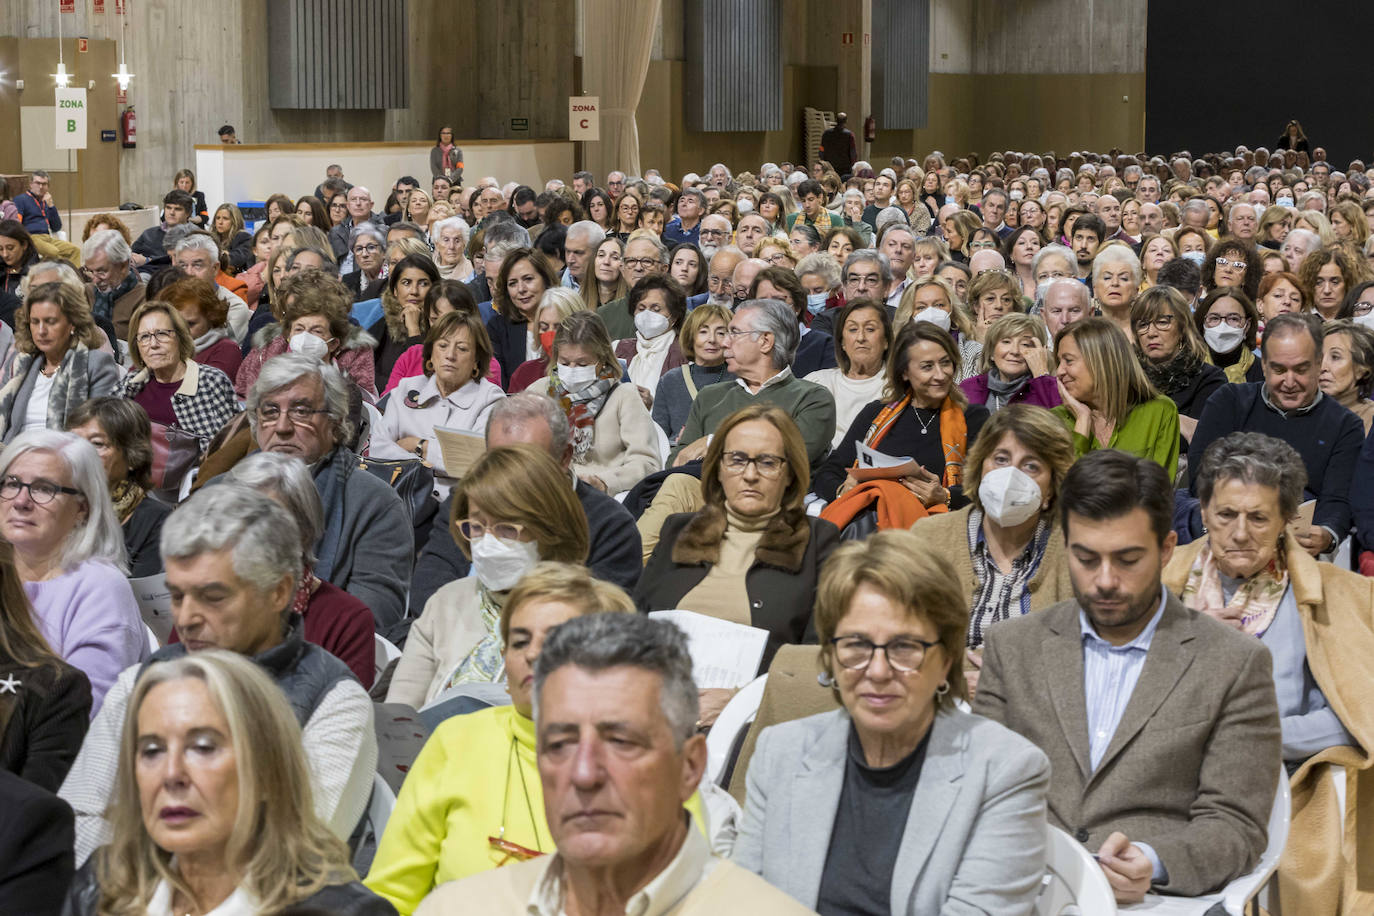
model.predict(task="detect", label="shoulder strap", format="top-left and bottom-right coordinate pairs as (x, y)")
top-left (683, 366), bottom-right (698, 400)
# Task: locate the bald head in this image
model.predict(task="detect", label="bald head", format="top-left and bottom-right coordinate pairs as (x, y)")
top-left (732, 258), bottom-right (769, 303)
top-left (968, 249), bottom-right (1006, 275)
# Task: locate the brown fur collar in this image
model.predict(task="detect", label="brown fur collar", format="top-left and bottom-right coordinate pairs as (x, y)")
top-left (670, 504), bottom-right (812, 572)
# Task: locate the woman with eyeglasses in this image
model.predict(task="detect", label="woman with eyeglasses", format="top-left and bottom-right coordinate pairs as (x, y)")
top-left (1195, 287), bottom-right (1264, 384)
top-left (636, 405), bottom-right (839, 725)
top-left (1130, 287), bottom-right (1227, 444)
top-left (117, 300), bottom-right (237, 448)
top-left (732, 529), bottom-right (1050, 915)
top-left (1203, 237), bottom-right (1262, 302)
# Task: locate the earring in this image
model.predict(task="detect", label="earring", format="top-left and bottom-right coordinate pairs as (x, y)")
top-left (935, 680), bottom-right (950, 697)
top-left (816, 671), bottom-right (834, 688)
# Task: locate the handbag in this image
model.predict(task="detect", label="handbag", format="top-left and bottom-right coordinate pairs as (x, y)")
top-left (357, 457), bottom-right (438, 552)
top-left (148, 421), bottom-right (204, 503)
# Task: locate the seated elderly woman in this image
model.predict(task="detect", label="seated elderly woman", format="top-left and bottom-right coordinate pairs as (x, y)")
top-left (0, 430), bottom-right (146, 714)
top-left (238, 270), bottom-right (379, 403)
top-left (1131, 286), bottom-right (1227, 443)
top-left (61, 651), bottom-right (394, 915)
top-left (386, 445), bottom-right (589, 708)
top-left (0, 282), bottom-right (120, 444)
top-left (371, 310), bottom-right (505, 498)
top-left (117, 300), bottom-right (238, 447)
top-left (911, 405), bottom-right (1076, 696)
top-left (813, 321), bottom-right (990, 510)
top-left (528, 310), bottom-right (661, 494)
top-left (432, 215), bottom-right (474, 281)
top-left (157, 275), bottom-right (243, 380)
top-left (1163, 431), bottom-right (1374, 913)
top-left (960, 313), bottom-right (1060, 412)
top-left (804, 298), bottom-right (892, 448)
top-left (1092, 243), bottom-right (1143, 337)
top-left (1052, 316), bottom-right (1181, 479)
top-left (221, 452), bottom-right (376, 687)
top-left (0, 537), bottom-right (91, 792)
top-left (959, 268), bottom-right (1025, 379)
top-left (796, 251), bottom-right (843, 335)
top-left (652, 303), bottom-right (734, 446)
top-left (367, 563), bottom-right (641, 912)
top-left (731, 529), bottom-right (1050, 914)
top-left (1319, 318), bottom-right (1374, 433)
top-left (635, 405), bottom-right (840, 708)
top-left (615, 274), bottom-right (688, 408)
top-left (67, 398), bottom-right (172, 579)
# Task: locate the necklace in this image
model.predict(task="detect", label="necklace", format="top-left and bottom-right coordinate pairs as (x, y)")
top-left (911, 405), bottom-right (938, 435)
top-left (488, 735), bottom-right (543, 864)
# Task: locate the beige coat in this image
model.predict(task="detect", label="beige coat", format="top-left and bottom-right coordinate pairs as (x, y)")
top-left (1165, 538), bottom-right (1374, 914)
top-left (526, 376), bottom-right (662, 494)
top-left (385, 577), bottom-right (491, 708)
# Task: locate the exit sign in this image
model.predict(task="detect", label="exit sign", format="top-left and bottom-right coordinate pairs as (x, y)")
top-left (510, 118), bottom-right (529, 131)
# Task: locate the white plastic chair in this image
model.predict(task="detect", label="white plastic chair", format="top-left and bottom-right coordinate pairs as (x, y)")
top-left (374, 634), bottom-right (402, 680)
top-left (653, 423), bottom-right (671, 466)
top-left (1121, 771), bottom-right (1291, 915)
top-left (1036, 825), bottom-right (1117, 915)
top-left (144, 623), bottom-right (161, 653)
top-left (368, 771), bottom-right (397, 840)
top-left (704, 674), bottom-right (768, 788)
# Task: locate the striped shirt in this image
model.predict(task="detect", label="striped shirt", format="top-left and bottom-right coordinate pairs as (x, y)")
top-left (1079, 588), bottom-right (1167, 771)
top-left (966, 509), bottom-right (1051, 648)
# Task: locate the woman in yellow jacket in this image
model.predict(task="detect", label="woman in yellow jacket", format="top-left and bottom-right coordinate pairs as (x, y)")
top-left (365, 563), bottom-right (719, 914)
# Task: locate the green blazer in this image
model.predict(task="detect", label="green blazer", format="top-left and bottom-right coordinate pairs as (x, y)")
top-left (1051, 393), bottom-right (1180, 480)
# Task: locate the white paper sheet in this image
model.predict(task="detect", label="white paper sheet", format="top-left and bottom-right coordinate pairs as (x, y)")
top-left (851, 441), bottom-right (921, 481)
top-left (129, 573), bottom-right (173, 645)
top-left (649, 609), bottom-right (770, 689)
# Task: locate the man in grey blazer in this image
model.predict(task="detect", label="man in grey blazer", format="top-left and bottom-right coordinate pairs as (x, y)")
top-left (974, 449), bottom-right (1282, 905)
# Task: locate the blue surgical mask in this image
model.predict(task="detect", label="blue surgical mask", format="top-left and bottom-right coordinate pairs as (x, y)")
top-left (1276, 197), bottom-right (1294, 208)
top-left (806, 292), bottom-right (828, 315)
top-left (1181, 250), bottom-right (1207, 267)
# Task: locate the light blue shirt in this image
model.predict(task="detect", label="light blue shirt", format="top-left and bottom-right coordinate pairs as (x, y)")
top-left (561, 266), bottom-right (579, 291)
top-left (1080, 587), bottom-right (1169, 881)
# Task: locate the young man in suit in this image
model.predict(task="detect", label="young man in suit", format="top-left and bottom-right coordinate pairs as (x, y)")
top-left (974, 448), bottom-right (1281, 905)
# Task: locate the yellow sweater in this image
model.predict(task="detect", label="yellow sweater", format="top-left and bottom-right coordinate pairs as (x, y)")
top-left (365, 704), bottom-right (709, 915)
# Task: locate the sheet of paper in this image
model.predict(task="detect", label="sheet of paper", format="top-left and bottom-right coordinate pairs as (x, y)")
top-left (129, 573), bottom-right (173, 645)
top-left (850, 441), bottom-right (922, 482)
top-left (433, 425), bottom-right (487, 477)
top-left (649, 609), bottom-right (770, 689)
top-left (1287, 499), bottom-right (1317, 539)
top-left (373, 703), bottom-right (431, 794)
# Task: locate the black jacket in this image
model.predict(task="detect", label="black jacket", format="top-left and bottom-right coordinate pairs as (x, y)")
top-left (0, 770), bottom-right (74, 916)
top-left (1163, 361), bottom-right (1228, 420)
top-left (223, 229), bottom-right (254, 272)
top-left (123, 494), bottom-right (173, 579)
top-left (635, 509), bottom-right (839, 672)
top-left (341, 268), bottom-right (386, 303)
top-left (485, 311), bottom-right (530, 391)
top-left (0, 659), bottom-right (90, 792)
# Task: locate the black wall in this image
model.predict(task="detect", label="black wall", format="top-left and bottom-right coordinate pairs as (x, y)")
top-left (1146, 0), bottom-right (1371, 164)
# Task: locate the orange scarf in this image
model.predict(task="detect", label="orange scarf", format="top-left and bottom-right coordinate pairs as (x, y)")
top-left (861, 393), bottom-right (969, 489)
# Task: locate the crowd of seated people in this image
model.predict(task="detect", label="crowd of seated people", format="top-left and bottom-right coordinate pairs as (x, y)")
top-left (0, 136), bottom-right (1371, 914)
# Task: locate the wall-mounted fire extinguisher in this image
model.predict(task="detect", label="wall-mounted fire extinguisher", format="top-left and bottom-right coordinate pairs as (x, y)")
top-left (120, 106), bottom-right (137, 149)
top-left (863, 116), bottom-right (877, 144)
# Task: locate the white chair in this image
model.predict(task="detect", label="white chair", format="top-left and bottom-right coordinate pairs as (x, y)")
top-left (374, 634), bottom-right (402, 680)
top-left (653, 423), bottom-right (671, 466)
top-left (368, 771), bottom-right (397, 840)
top-left (144, 623), bottom-right (161, 653)
top-left (704, 674), bottom-right (768, 788)
top-left (1037, 825), bottom-right (1117, 915)
top-left (1121, 771), bottom-right (1291, 916)
top-left (361, 401), bottom-right (384, 455)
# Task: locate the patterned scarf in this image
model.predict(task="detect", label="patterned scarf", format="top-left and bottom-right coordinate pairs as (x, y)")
top-left (1179, 538), bottom-right (1289, 637)
top-left (443, 584), bottom-right (506, 689)
top-left (0, 342), bottom-right (93, 442)
top-left (861, 392), bottom-right (969, 488)
top-left (110, 479), bottom-right (146, 524)
top-left (983, 367), bottom-right (1032, 412)
top-left (290, 567), bottom-right (322, 618)
top-left (1141, 348), bottom-right (1206, 397)
top-left (548, 367), bottom-right (619, 462)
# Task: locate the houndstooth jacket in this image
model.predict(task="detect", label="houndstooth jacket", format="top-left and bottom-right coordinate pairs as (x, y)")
top-left (116, 358), bottom-right (239, 443)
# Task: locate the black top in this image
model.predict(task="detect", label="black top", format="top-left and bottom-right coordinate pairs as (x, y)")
top-left (0, 658), bottom-right (91, 792)
top-left (816, 724), bottom-right (931, 916)
top-left (123, 494), bottom-right (173, 579)
top-left (1164, 361), bottom-right (1229, 420)
top-left (0, 770), bottom-right (73, 916)
top-left (1275, 135), bottom-right (1310, 152)
top-left (813, 398), bottom-right (990, 503)
top-left (367, 319), bottom-right (421, 394)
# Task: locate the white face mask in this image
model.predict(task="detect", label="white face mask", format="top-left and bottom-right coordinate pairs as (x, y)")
top-left (978, 466), bottom-right (1043, 527)
top-left (289, 332), bottom-right (329, 360)
top-left (1355, 313), bottom-right (1374, 333)
top-left (912, 306), bottom-right (951, 332)
top-left (736, 199), bottom-right (754, 213)
top-left (557, 362), bottom-right (598, 390)
top-left (469, 533), bottom-right (539, 591)
top-left (1009, 190), bottom-right (1025, 200)
top-left (635, 310), bottom-right (671, 339)
top-left (1275, 197), bottom-right (1294, 208)
top-left (1203, 323), bottom-right (1245, 354)
top-left (1180, 250), bottom-right (1207, 267)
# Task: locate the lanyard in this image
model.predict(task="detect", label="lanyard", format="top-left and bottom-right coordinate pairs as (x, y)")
top-left (25, 193), bottom-right (52, 233)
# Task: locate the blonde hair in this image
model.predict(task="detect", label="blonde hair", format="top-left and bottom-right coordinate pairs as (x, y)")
top-left (755, 236), bottom-right (798, 267)
top-left (1295, 211), bottom-right (1336, 247)
top-left (895, 275), bottom-right (974, 338)
top-left (15, 281), bottom-right (107, 354)
top-left (126, 300), bottom-right (196, 370)
top-left (678, 303), bottom-right (731, 361)
top-left (1331, 199), bottom-right (1370, 247)
top-left (1055, 316), bottom-right (1159, 426)
top-left (499, 561), bottom-right (635, 644)
top-left (977, 313), bottom-right (1053, 373)
top-left (701, 405), bottom-right (810, 516)
top-left (95, 651), bottom-right (355, 916)
top-left (451, 444), bottom-right (589, 565)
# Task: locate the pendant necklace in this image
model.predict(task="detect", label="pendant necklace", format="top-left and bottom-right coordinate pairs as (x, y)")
top-left (911, 405), bottom-right (937, 435)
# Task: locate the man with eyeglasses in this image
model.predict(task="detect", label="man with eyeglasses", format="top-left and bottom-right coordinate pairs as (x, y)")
top-left (15, 170), bottom-right (61, 237)
top-left (696, 214), bottom-right (731, 260)
top-left (327, 185), bottom-right (384, 262)
top-left (730, 258), bottom-right (768, 309)
top-left (81, 229), bottom-right (145, 333)
top-left (841, 250), bottom-right (891, 308)
top-left (606, 170), bottom-right (627, 199)
top-left (173, 233), bottom-right (253, 344)
top-left (597, 235), bottom-right (669, 339)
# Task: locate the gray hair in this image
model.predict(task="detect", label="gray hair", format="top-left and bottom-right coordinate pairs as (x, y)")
top-left (875, 206), bottom-right (909, 235)
top-left (483, 220), bottom-right (533, 260)
top-left (348, 222), bottom-right (386, 249)
top-left (485, 391), bottom-right (572, 458)
top-left (736, 298), bottom-right (800, 370)
top-left (1032, 243), bottom-right (1076, 278)
top-left (223, 452), bottom-right (323, 562)
top-left (161, 485), bottom-right (303, 596)
top-left (1285, 227), bottom-right (1319, 252)
top-left (843, 248), bottom-right (893, 286)
top-left (18, 259), bottom-right (85, 300)
top-left (532, 613), bottom-right (699, 748)
top-left (1183, 199), bottom-right (1209, 220)
top-left (1043, 276), bottom-right (1092, 310)
top-left (1092, 244), bottom-right (1142, 285)
top-left (174, 233), bottom-right (220, 258)
top-left (81, 229), bottom-right (132, 265)
top-left (1229, 202), bottom-right (1257, 220)
top-left (431, 216), bottom-right (470, 245)
top-left (628, 233), bottom-right (670, 265)
top-left (0, 430), bottom-right (127, 574)
top-left (1194, 432), bottom-right (1307, 521)
top-left (796, 252), bottom-right (841, 289)
top-left (246, 353), bottom-right (354, 446)
top-left (565, 220), bottom-right (606, 249)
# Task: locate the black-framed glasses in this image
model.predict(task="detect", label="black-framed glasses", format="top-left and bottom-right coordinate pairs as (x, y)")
top-left (830, 635), bottom-right (939, 673)
top-left (622, 257), bottom-right (660, 270)
top-left (0, 476), bottom-right (81, 505)
top-left (135, 328), bottom-right (177, 346)
top-left (255, 404), bottom-right (330, 425)
top-left (1203, 313), bottom-right (1248, 328)
top-left (720, 451), bottom-right (787, 478)
top-left (352, 244), bottom-right (382, 256)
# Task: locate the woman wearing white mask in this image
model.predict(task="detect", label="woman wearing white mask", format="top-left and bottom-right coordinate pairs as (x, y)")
top-left (1196, 286), bottom-right (1265, 384)
top-left (386, 445), bottom-right (590, 708)
top-left (530, 310), bottom-right (661, 493)
top-left (612, 275), bottom-right (688, 409)
top-left (894, 275), bottom-right (979, 371)
top-left (369, 310), bottom-right (505, 498)
top-left (1319, 319), bottom-right (1374, 433)
top-left (1131, 286), bottom-right (1227, 443)
top-left (912, 405), bottom-right (1076, 697)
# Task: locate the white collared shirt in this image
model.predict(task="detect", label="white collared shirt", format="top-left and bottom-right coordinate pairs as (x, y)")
top-left (735, 366), bottom-right (793, 395)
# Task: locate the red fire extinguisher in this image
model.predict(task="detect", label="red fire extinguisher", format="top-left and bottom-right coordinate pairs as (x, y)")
top-left (863, 116), bottom-right (877, 144)
top-left (120, 107), bottom-right (137, 149)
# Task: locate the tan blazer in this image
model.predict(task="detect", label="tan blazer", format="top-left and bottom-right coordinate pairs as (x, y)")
top-left (973, 592), bottom-right (1282, 897)
top-left (1165, 538), bottom-right (1374, 914)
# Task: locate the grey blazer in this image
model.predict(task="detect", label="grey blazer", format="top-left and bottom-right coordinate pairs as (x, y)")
top-left (0, 348), bottom-right (120, 443)
top-left (972, 593), bottom-right (1281, 897)
top-left (731, 707), bottom-right (1050, 915)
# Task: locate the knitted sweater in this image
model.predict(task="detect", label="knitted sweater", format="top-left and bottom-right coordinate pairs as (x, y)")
top-left (671, 371), bottom-right (837, 472)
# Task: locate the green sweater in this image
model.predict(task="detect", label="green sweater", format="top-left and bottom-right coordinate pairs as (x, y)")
top-left (671, 371), bottom-right (837, 471)
top-left (1051, 394), bottom-right (1180, 481)
top-left (596, 296), bottom-right (635, 340)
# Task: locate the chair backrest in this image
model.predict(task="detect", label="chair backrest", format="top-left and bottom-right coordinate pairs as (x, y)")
top-left (1036, 826), bottom-right (1117, 915)
top-left (1217, 767), bottom-right (1292, 915)
top-left (368, 770), bottom-right (397, 838)
top-left (145, 623), bottom-right (161, 653)
top-left (375, 633), bottom-right (402, 680)
top-left (705, 674), bottom-right (768, 788)
top-left (726, 644), bottom-right (839, 803)
top-left (361, 401), bottom-right (384, 454)
top-left (653, 422), bottom-right (671, 465)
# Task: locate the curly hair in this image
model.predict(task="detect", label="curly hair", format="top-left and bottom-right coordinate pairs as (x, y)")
top-left (15, 281), bottom-right (106, 355)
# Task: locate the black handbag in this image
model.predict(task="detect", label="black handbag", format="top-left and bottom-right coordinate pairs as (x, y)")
top-left (356, 457), bottom-right (439, 553)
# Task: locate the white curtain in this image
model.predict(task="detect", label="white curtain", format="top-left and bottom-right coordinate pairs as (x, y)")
top-left (581, 0), bottom-right (662, 180)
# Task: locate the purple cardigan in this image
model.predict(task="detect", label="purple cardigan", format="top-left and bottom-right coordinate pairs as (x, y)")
top-left (960, 373), bottom-right (1062, 409)
top-left (26, 560), bottom-right (150, 718)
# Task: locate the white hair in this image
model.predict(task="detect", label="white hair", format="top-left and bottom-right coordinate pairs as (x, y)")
top-left (565, 220), bottom-right (606, 248)
top-left (431, 215), bottom-right (470, 245)
top-left (81, 229), bottom-right (132, 265)
top-left (1032, 244), bottom-right (1076, 277)
top-left (162, 485), bottom-right (302, 595)
top-left (1092, 244), bottom-right (1142, 285)
top-left (174, 233), bottom-right (220, 257)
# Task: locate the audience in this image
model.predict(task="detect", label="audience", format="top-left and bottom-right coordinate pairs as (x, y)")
top-left (804, 298), bottom-right (892, 447)
top-left (651, 303), bottom-right (735, 445)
